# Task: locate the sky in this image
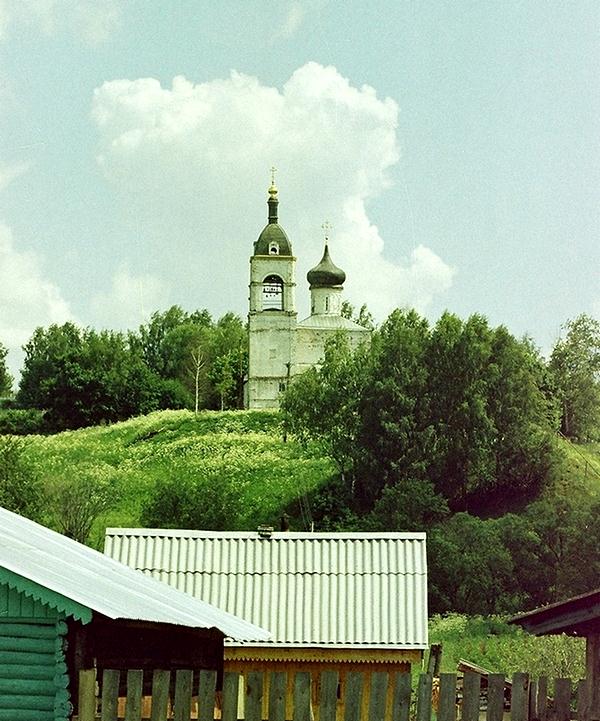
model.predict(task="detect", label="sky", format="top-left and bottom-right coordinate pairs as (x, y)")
top-left (0, 0), bottom-right (598, 379)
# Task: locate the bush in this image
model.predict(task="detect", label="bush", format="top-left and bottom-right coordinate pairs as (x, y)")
top-left (0, 409), bottom-right (47, 435)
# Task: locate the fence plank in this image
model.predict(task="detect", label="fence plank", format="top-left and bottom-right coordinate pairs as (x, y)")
top-left (392, 672), bottom-right (412, 721)
top-left (537, 677), bottom-right (548, 721)
top-left (269, 672), bottom-right (287, 721)
top-left (369, 672), bottom-right (388, 721)
top-left (101, 669), bottom-right (120, 721)
top-left (511, 673), bottom-right (529, 721)
top-left (222, 672), bottom-right (240, 721)
top-left (487, 674), bottom-right (505, 721)
top-left (319, 671), bottom-right (339, 721)
top-left (198, 670), bottom-right (217, 721)
top-left (124, 670), bottom-right (143, 721)
top-left (245, 671), bottom-right (264, 721)
top-left (78, 669), bottom-right (97, 721)
top-left (150, 670), bottom-right (171, 721)
top-left (173, 670), bottom-right (193, 721)
top-left (553, 678), bottom-right (572, 721)
top-left (294, 672), bottom-right (312, 721)
top-left (344, 672), bottom-right (364, 721)
top-left (529, 680), bottom-right (538, 721)
top-left (438, 673), bottom-right (457, 721)
top-left (462, 672), bottom-right (480, 721)
top-left (578, 678), bottom-right (591, 721)
top-left (417, 673), bottom-right (433, 721)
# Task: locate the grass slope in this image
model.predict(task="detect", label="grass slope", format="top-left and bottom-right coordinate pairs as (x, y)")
top-left (24, 409), bottom-right (333, 547)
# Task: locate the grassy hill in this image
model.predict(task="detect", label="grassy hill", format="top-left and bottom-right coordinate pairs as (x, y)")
top-left (23, 409), bottom-right (333, 548)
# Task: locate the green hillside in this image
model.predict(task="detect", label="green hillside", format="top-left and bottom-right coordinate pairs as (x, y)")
top-left (23, 409), bottom-right (333, 547)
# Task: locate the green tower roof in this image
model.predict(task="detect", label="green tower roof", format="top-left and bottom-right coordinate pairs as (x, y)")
top-left (253, 182), bottom-right (293, 256)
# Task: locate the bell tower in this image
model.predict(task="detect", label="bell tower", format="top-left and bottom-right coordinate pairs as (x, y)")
top-left (245, 171), bottom-right (297, 409)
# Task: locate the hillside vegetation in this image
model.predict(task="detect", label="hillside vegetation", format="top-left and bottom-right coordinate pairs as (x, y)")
top-left (21, 409), bottom-right (332, 548)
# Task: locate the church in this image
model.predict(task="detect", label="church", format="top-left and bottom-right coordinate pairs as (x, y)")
top-left (245, 177), bottom-right (371, 409)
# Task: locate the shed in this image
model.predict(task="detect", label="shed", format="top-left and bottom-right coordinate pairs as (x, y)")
top-left (0, 507), bottom-right (268, 720)
top-left (510, 589), bottom-right (600, 713)
top-left (105, 529), bottom-right (428, 716)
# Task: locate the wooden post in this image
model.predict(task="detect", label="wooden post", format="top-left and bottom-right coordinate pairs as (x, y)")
top-left (319, 671), bottom-right (339, 721)
top-left (553, 678), bottom-right (572, 721)
top-left (537, 677), bottom-right (548, 721)
top-left (511, 673), bottom-right (529, 721)
top-left (198, 670), bottom-right (217, 721)
top-left (150, 670), bottom-right (171, 721)
top-left (587, 634), bottom-right (600, 720)
top-left (487, 674), bottom-right (505, 721)
top-left (245, 671), bottom-right (264, 721)
top-left (578, 678), bottom-right (592, 721)
top-left (269, 672), bottom-right (287, 721)
top-left (462, 672), bottom-right (480, 721)
top-left (124, 670), bottom-right (143, 721)
top-left (392, 672), bottom-right (412, 721)
top-left (416, 673), bottom-right (433, 721)
top-left (173, 670), bottom-right (193, 721)
top-left (101, 670), bottom-right (120, 721)
top-left (293, 672), bottom-right (312, 721)
top-left (438, 674), bottom-right (457, 721)
top-left (78, 669), bottom-right (97, 721)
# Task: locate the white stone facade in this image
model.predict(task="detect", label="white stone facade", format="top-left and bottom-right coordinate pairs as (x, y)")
top-left (245, 187), bottom-right (370, 409)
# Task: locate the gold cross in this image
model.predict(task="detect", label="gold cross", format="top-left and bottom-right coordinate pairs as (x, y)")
top-left (322, 220), bottom-right (332, 241)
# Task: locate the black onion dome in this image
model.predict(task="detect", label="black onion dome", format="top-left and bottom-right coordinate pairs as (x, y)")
top-left (307, 245), bottom-right (346, 287)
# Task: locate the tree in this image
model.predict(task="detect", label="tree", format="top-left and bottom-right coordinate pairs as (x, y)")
top-left (550, 314), bottom-right (600, 441)
top-left (0, 436), bottom-right (42, 520)
top-left (281, 332), bottom-right (367, 487)
top-left (0, 341), bottom-right (13, 396)
top-left (46, 463), bottom-right (120, 544)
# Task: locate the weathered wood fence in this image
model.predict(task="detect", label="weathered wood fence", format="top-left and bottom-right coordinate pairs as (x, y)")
top-left (74, 669), bottom-right (597, 721)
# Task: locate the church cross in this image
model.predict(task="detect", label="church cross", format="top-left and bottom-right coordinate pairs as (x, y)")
top-left (270, 166), bottom-right (277, 186)
top-left (322, 220), bottom-right (332, 241)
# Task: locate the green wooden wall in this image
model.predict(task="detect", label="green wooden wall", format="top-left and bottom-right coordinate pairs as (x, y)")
top-left (0, 584), bottom-right (71, 721)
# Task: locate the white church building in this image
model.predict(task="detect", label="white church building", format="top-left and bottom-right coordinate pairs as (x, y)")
top-left (245, 178), bottom-right (370, 409)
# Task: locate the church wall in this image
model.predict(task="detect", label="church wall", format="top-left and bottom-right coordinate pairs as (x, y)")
top-left (294, 326), bottom-right (369, 374)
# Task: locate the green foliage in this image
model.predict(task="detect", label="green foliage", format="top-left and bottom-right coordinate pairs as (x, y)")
top-left (429, 614), bottom-right (585, 680)
top-left (0, 341), bottom-right (12, 397)
top-left (0, 436), bottom-right (42, 520)
top-left (45, 462), bottom-right (121, 544)
top-left (550, 314), bottom-right (600, 441)
top-left (17, 323), bottom-right (171, 430)
top-left (0, 408), bottom-right (46, 435)
top-left (23, 409), bottom-right (331, 543)
top-left (283, 309), bottom-right (557, 517)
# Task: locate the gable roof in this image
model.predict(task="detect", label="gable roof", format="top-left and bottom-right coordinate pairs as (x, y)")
top-left (104, 529), bottom-right (428, 650)
top-left (509, 587), bottom-right (600, 637)
top-left (0, 507), bottom-right (268, 641)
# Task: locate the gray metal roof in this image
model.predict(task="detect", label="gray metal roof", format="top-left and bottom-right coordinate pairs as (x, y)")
top-left (0, 507), bottom-right (268, 641)
top-left (297, 315), bottom-right (371, 332)
top-left (104, 530), bottom-right (428, 649)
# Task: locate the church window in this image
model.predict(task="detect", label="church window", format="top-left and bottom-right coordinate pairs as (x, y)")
top-left (325, 296), bottom-right (329, 312)
top-left (269, 242), bottom-right (279, 255)
top-left (262, 274), bottom-right (284, 310)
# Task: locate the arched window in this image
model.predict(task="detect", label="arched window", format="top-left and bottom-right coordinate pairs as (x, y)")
top-left (269, 242), bottom-right (280, 255)
top-left (262, 274), bottom-right (284, 310)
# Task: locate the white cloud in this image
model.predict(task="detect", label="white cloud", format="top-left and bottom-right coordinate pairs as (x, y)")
top-left (90, 266), bottom-right (170, 331)
top-left (0, 223), bottom-right (74, 377)
top-left (92, 62), bottom-right (454, 319)
top-left (0, 0), bottom-right (122, 43)
top-left (0, 160), bottom-right (28, 191)
top-left (278, 2), bottom-right (306, 39)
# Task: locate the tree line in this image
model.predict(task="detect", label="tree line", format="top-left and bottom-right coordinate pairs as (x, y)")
top-left (281, 310), bottom-right (600, 614)
top-left (0, 306), bottom-right (247, 431)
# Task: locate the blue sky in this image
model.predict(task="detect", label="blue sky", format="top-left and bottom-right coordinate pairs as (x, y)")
top-left (0, 1), bottom-right (598, 376)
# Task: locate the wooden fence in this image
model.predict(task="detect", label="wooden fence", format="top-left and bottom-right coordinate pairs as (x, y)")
top-left (74, 669), bottom-right (598, 721)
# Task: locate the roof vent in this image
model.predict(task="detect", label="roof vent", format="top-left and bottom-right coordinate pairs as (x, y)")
top-left (257, 525), bottom-right (274, 539)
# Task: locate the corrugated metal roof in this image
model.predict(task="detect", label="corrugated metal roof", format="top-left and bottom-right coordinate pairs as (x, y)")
top-left (104, 530), bottom-right (428, 649)
top-left (0, 507), bottom-right (268, 641)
